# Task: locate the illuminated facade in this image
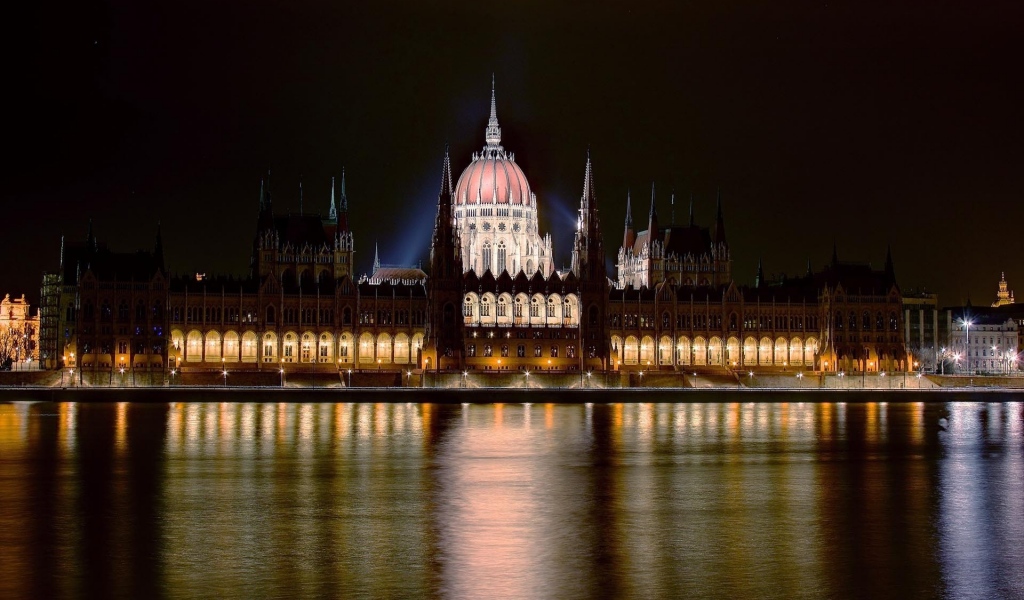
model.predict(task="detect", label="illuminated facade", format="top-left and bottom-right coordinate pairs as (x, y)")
top-left (453, 79), bottom-right (554, 277)
top-left (0, 293), bottom-right (40, 366)
top-left (992, 272), bottom-right (1015, 307)
top-left (616, 188), bottom-right (731, 289)
top-left (37, 81), bottom-right (911, 380)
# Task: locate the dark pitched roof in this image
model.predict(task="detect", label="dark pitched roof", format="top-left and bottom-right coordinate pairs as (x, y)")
top-left (273, 214), bottom-right (330, 249)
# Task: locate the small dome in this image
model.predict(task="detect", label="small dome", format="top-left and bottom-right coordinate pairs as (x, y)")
top-left (454, 149), bottom-right (532, 206)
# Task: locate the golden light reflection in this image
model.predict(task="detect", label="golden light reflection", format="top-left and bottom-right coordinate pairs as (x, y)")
top-left (115, 401), bottom-right (128, 452)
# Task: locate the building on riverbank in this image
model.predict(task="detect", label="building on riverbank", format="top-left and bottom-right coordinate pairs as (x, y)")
top-left (0, 293), bottom-right (40, 367)
top-left (36, 79), bottom-right (911, 381)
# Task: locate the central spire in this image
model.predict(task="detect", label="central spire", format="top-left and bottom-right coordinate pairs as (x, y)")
top-left (485, 74), bottom-right (501, 146)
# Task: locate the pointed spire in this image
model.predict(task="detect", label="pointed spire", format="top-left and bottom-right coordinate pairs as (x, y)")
top-left (831, 241), bottom-right (839, 267)
top-left (373, 240), bottom-right (380, 272)
top-left (59, 234), bottom-right (65, 270)
top-left (622, 188), bottom-right (636, 251)
top-left (581, 148), bottom-right (596, 206)
top-left (649, 182), bottom-right (657, 220)
top-left (806, 257), bottom-right (813, 277)
top-left (328, 176), bottom-right (338, 222)
top-left (340, 167), bottom-right (348, 211)
top-left (755, 257), bottom-right (764, 288)
top-left (647, 182), bottom-right (659, 243)
top-left (688, 193), bottom-right (694, 227)
top-left (440, 143), bottom-right (454, 197)
top-left (485, 74), bottom-right (502, 146)
top-left (298, 175), bottom-right (304, 216)
top-left (670, 191), bottom-right (675, 226)
top-left (260, 168), bottom-right (272, 212)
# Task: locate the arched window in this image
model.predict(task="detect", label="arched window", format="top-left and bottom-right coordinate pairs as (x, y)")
top-left (849, 311), bottom-right (857, 330)
top-left (241, 332), bottom-right (258, 362)
top-left (835, 311), bottom-right (843, 330)
top-left (266, 305), bottom-right (276, 324)
top-left (186, 330), bottom-right (203, 362)
top-left (343, 306), bottom-right (352, 325)
top-left (863, 310), bottom-right (871, 330)
top-left (262, 332), bottom-right (277, 361)
top-left (889, 312), bottom-right (898, 331)
top-left (482, 242), bottom-right (492, 273)
top-left (496, 241), bottom-right (506, 274)
top-left (118, 300), bottom-right (130, 321)
top-left (135, 301), bottom-right (145, 322)
top-left (223, 331), bottom-right (239, 360)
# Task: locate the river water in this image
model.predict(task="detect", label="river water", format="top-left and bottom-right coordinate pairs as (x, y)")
top-left (0, 400), bottom-right (1022, 600)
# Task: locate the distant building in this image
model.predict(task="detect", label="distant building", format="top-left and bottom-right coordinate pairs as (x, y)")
top-left (992, 272), bottom-right (1015, 307)
top-left (903, 291), bottom-right (942, 370)
top-left (948, 308), bottom-right (1018, 374)
top-left (38, 220), bottom-right (167, 373)
top-left (39, 271), bottom-right (61, 368)
top-left (0, 293), bottom-right (40, 366)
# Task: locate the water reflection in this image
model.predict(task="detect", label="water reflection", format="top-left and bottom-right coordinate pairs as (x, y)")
top-left (0, 400), bottom-right (1022, 599)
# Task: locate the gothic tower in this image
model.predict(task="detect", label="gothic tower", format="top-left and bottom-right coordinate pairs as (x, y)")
top-left (571, 151), bottom-right (609, 368)
top-left (425, 144), bottom-right (464, 372)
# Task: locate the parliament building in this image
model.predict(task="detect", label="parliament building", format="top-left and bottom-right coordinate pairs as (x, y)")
top-left (40, 80), bottom-right (909, 383)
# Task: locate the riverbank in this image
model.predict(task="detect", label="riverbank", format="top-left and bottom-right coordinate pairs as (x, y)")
top-left (1, 385), bottom-right (1021, 403)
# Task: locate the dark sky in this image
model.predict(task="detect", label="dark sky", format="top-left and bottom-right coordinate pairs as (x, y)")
top-left (6, 0), bottom-right (1023, 307)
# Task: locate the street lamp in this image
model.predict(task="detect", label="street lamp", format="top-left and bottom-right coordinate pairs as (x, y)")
top-left (348, 369), bottom-right (352, 388)
top-left (462, 370), bottom-right (468, 388)
top-left (223, 369), bottom-right (228, 386)
top-left (279, 368), bottom-right (285, 387)
top-left (960, 318), bottom-right (973, 374)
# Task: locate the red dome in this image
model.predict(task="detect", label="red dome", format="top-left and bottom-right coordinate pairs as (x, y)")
top-left (454, 151), bottom-right (531, 206)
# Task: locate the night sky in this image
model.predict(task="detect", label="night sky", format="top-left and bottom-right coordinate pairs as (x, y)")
top-left (6, 0), bottom-right (1023, 307)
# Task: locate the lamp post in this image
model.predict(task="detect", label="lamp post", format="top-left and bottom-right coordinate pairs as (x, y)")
top-left (280, 368), bottom-right (285, 388)
top-left (348, 369), bottom-right (352, 388)
top-left (462, 370), bottom-right (468, 389)
top-left (524, 370), bottom-right (530, 388)
top-left (406, 371), bottom-right (412, 387)
top-left (961, 318), bottom-right (973, 375)
top-left (222, 368), bottom-right (228, 387)
top-left (119, 366), bottom-right (125, 387)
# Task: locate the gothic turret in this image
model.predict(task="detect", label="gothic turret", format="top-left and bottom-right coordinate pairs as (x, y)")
top-left (485, 74), bottom-right (501, 147)
top-left (427, 143), bottom-right (464, 371)
top-left (327, 176), bottom-right (338, 223)
top-left (622, 190), bottom-right (635, 250)
top-left (571, 150), bottom-right (604, 282)
top-left (647, 182), bottom-right (659, 248)
top-left (883, 244), bottom-right (895, 284)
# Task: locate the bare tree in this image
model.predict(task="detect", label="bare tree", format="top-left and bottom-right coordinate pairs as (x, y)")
top-left (0, 323), bottom-right (26, 369)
